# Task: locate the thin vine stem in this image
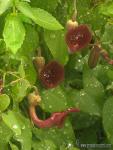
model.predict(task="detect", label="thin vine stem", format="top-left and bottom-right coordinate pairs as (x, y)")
top-left (6, 71), bottom-right (20, 79)
top-left (13, 5), bottom-right (16, 14)
top-left (100, 50), bottom-right (113, 65)
top-left (89, 43), bottom-right (113, 66)
top-left (12, 0), bottom-right (16, 15)
top-left (72, 0), bottom-right (77, 21)
top-left (4, 77), bottom-right (25, 88)
top-left (3, 73), bottom-right (6, 88)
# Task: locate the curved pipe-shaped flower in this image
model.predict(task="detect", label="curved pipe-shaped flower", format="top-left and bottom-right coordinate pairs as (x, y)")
top-left (29, 105), bottom-right (80, 128)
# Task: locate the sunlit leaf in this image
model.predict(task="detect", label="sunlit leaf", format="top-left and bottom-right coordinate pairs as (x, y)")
top-left (9, 142), bottom-right (19, 150)
top-left (11, 79), bottom-right (30, 102)
top-left (0, 0), bottom-right (12, 15)
top-left (44, 30), bottom-right (68, 65)
top-left (17, 24), bottom-right (39, 58)
top-left (16, 2), bottom-right (63, 30)
top-left (0, 94), bottom-right (10, 111)
top-left (3, 14), bottom-right (25, 54)
top-left (0, 121), bottom-right (13, 150)
top-left (32, 8), bottom-right (63, 30)
top-left (2, 111), bottom-right (32, 150)
top-left (99, 2), bottom-right (113, 17)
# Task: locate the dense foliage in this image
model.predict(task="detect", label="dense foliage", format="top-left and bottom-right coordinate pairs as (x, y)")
top-left (0, 0), bottom-right (113, 150)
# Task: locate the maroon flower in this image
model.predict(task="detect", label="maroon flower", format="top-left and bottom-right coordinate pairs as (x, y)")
top-left (28, 90), bottom-right (80, 128)
top-left (65, 24), bottom-right (92, 53)
top-left (29, 106), bottom-right (80, 128)
top-left (40, 61), bottom-right (64, 89)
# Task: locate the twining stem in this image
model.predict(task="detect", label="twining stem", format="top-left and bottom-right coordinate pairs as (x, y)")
top-left (94, 44), bottom-right (113, 66)
top-left (2, 73), bottom-right (6, 88)
top-left (12, 0), bottom-right (16, 15)
top-left (4, 78), bottom-right (25, 88)
top-left (13, 5), bottom-right (16, 14)
top-left (72, 0), bottom-right (77, 21)
top-left (0, 69), bottom-right (20, 78)
top-left (100, 50), bottom-right (113, 65)
top-left (7, 71), bottom-right (20, 79)
top-left (0, 69), bottom-right (24, 89)
top-left (37, 47), bottom-right (42, 57)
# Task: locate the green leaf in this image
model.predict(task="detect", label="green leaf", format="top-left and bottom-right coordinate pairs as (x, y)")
top-left (99, 2), bottom-right (113, 17)
top-left (103, 97), bottom-right (113, 144)
top-left (0, 121), bottom-right (13, 150)
top-left (22, 0), bottom-right (31, 2)
top-left (2, 111), bottom-right (23, 135)
top-left (0, 0), bottom-right (12, 15)
top-left (0, 12), bottom-right (5, 37)
top-left (101, 23), bottom-right (113, 44)
top-left (9, 142), bottom-right (19, 150)
top-left (65, 89), bottom-right (79, 107)
top-left (40, 86), bottom-right (68, 112)
top-left (33, 120), bottom-right (75, 147)
top-left (3, 14), bottom-right (25, 54)
top-left (83, 69), bottom-right (105, 107)
top-left (75, 0), bottom-right (106, 31)
top-left (0, 39), bottom-right (6, 54)
top-left (0, 94), bottom-right (10, 111)
top-left (18, 13), bottom-right (33, 24)
top-left (32, 8), bottom-right (63, 30)
top-left (2, 111), bottom-right (32, 150)
top-left (92, 64), bottom-right (110, 85)
top-left (30, 0), bottom-right (58, 13)
top-left (16, 2), bottom-right (35, 20)
top-left (44, 30), bottom-right (69, 65)
top-left (11, 79), bottom-right (30, 102)
top-left (73, 112), bottom-right (98, 130)
top-left (65, 89), bottom-right (99, 129)
top-left (76, 126), bottom-right (98, 146)
top-left (32, 139), bottom-right (57, 150)
top-left (23, 59), bottom-right (37, 84)
top-left (18, 63), bottom-right (25, 78)
top-left (17, 24), bottom-right (39, 59)
top-left (107, 69), bottom-right (113, 81)
top-left (16, 2), bottom-right (63, 30)
top-left (74, 90), bottom-right (101, 116)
